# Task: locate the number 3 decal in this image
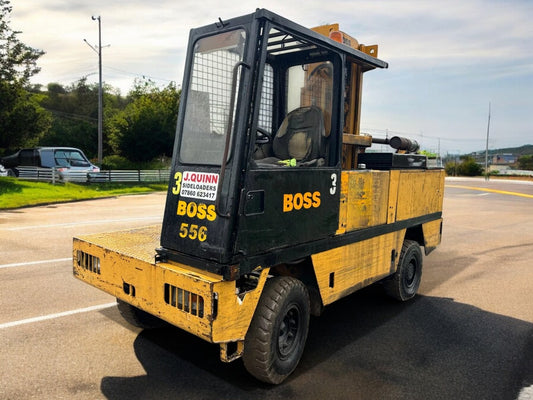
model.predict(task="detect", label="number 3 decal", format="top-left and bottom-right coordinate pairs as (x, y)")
top-left (330, 173), bottom-right (337, 195)
top-left (172, 171), bottom-right (182, 195)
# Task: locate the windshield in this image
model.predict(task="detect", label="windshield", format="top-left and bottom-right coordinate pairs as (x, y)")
top-left (54, 150), bottom-right (90, 167)
top-left (179, 29), bottom-right (247, 165)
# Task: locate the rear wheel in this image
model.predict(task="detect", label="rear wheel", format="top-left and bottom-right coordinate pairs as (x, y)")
top-left (7, 168), bottom-right (18, 177)
top-left (384, 240), bottom-right (423, 301)
top-left (243, 276), bottom-right (310, 384)
top-left (116, 299), bottom-right (166, 329)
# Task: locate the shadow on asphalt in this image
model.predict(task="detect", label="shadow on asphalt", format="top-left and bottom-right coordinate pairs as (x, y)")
top-left (100, 285), bottom-right (532, 400)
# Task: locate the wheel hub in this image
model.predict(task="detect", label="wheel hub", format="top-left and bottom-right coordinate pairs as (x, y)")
top-left (278, 305), bottom-right (300, 359)
top-left (404, 260), bottom-right (416, 287)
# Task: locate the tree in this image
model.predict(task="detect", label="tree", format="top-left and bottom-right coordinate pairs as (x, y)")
top-left (39, 80), bottom-right (99, 157)
top-left (445, 155), bottom-right (483, 176)
top-left (457, 156), bottom-right (483, 176)
top-left (0, 0), bottom-right (44, 84)
top-left (0, 0), bottom-right (50, 153)
top-left (108, 80), bottom-right (180, 162)
top-left (38, 79), bottom-right (129, 160)
top-left (0, 80), bottom-right (51, 151)
top-left (517, 155), bottom-right (533, 171)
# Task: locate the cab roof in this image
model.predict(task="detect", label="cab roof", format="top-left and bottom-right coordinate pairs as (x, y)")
top-left (199, 8), bottom-right (388, 72)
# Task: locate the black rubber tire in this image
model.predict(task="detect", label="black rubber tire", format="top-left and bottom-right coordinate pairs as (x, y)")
top-left (243, 276), bottom-right (310, 384)
top-left (384, 240), bottom-right (423, 301)
top-left (7, 168), bottom-right (18, 177)
top-left (116, 299), bottom-right (166, 329)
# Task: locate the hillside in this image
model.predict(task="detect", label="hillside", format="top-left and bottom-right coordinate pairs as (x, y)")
top-left (471, 144), bottom-right (533, 156)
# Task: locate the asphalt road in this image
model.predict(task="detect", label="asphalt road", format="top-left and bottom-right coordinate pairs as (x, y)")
top-left (1, 179), bottom-right (532, 400)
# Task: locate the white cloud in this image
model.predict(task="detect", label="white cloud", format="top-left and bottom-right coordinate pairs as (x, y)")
top-left (9, 0), bottom-right (533, 153)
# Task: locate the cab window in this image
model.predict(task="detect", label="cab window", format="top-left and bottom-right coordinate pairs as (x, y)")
top-left (179, 29), bottom-right (247, 165)
top-left (252, 25), bottom-right (339, 167)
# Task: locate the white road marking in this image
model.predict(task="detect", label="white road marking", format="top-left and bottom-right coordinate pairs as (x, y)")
top-left (0, 257), bottom-right (72, 269)
top-left (0, 302), bottom-right (117, 329)
top-left (4, 216), bottom-right (162, 231)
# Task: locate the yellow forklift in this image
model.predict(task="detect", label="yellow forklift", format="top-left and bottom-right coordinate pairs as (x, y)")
top-left (73, 9), bottom-right (444, 384)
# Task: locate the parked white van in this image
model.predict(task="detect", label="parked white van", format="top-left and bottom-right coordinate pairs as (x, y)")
top-left (1, 147), bottom-right (99, 181)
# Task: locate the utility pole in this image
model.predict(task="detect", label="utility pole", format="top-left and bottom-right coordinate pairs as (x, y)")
top-left (84, 16), bottom-right (103, 165)
top-left (484, 102), bottom-right (491, 181)
top-left (438, 137), bottom-right (441, 167)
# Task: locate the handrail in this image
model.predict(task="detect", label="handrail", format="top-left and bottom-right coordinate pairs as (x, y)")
top-left (215, 61), bottom-right (250, 218)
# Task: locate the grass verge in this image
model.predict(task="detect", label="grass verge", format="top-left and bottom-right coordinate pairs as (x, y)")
top-left (0, 177), bottom-right (167, 209)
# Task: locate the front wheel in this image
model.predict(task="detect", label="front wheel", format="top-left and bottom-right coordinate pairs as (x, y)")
top-left (243, 276), bottom-right (310, 384)
top-left (384, 240), bottom-right (423, 301)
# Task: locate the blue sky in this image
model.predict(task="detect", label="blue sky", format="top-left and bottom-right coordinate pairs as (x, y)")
top-left (11, 0), bottom-right (533, 155)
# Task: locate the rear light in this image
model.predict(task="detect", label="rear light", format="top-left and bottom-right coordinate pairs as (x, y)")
top-left (57, 167), bottom-right (68, 172)
top-left (93, 166), bottom-right (100, 172)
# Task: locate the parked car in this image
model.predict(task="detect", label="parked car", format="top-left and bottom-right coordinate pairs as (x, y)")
top-left (1, 147), bottom-right (100, 181)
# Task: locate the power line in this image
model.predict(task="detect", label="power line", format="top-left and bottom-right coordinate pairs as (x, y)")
top-left (362, 127), bottom-right (488, 143)
top-left (103, 65), bottom-right (175, 83)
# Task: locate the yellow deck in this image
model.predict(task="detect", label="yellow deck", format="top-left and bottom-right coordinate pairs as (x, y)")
top-left (73, 225), bottom-right (269, 346)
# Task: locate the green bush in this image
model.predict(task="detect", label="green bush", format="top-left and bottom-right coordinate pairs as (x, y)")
top-left (445, 162), bottom-right (457, 176)
top-left (445, 156), bottom-right (483, 176)
top-left (101, 154), bottom-right (172, 170)
top-left (457, 158), bottom-right (483, 176)
top-left (101, 155), bottom-right (137, 170)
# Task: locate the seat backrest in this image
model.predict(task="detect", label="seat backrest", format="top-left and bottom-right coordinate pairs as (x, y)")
top-left (272, 106), bottom-right (326, 162)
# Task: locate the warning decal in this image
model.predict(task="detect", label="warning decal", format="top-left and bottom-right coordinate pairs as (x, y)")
top-left (179, 171), bottom-right (219, 201)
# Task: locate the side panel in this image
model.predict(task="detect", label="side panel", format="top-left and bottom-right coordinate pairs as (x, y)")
top-left (336, 171), bottom-right (349, 234)
top-left (236, 168), bottom-right (340, 257)
top-left (396, 170), bottom-right (445, 221)
top-left (422, 218), bottom-right (443, 254)
top-left (387, 170), bottom-right (400, 223)
top-left (311, 230), bottom-right (405, 305)
top-left (161, 168), bottom-right (234, 264)
top-left (211, 268), bottom-right (270, 343)
top-left (344, 170), bottom-right (389, 231)
top-left (312, 168), bottom-right (444, 306)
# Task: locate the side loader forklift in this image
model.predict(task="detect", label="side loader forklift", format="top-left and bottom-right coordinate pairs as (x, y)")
top-left (73, 9), bottom-right (444, 384)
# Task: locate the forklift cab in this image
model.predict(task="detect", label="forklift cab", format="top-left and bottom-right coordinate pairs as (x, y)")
top-left (158, 9), bottom-right (387, 279)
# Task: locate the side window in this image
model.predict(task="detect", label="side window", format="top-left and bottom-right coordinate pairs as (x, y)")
top-left (258, 64), bottom-right (273, 133)
top-left (19, 150), bottom-right (38, 166)
top-left (253, 26), bottom-right (338, 167)
top-left (286, 61), bottom-right (333, 136)
top-left (54, 151), bottom-right (70, 167)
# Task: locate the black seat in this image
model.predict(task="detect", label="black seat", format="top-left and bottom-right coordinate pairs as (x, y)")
top-left (256, 106), bottom-right (326, 167)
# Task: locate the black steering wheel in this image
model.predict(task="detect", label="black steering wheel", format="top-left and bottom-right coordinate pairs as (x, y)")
top-left (256, 127), bottom-right (272, 144)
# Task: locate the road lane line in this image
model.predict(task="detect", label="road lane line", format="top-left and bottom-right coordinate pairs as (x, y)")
top-left (4, 216), bottom-right (162, 231)
top-left (0, 257), bottom-right (72, 269)
top-left (0, 302), bottom-right (117, 329)
top-left (446, 185), bottom-right (533, 199)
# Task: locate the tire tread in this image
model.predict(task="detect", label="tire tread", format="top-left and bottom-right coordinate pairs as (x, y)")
top-left (384, 239), bottom-right (423, 301)
top-left (243, 276), bottom-right (310, 384)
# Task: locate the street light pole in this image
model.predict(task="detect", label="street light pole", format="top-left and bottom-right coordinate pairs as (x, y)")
top-left (85, 16), bottom-right (103, 165)
top-left (93, 15), bottom-right (103, 165)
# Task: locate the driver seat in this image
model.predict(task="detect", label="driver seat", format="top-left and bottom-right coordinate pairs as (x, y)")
top-left (256, 105), bottom-right (327, 167)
